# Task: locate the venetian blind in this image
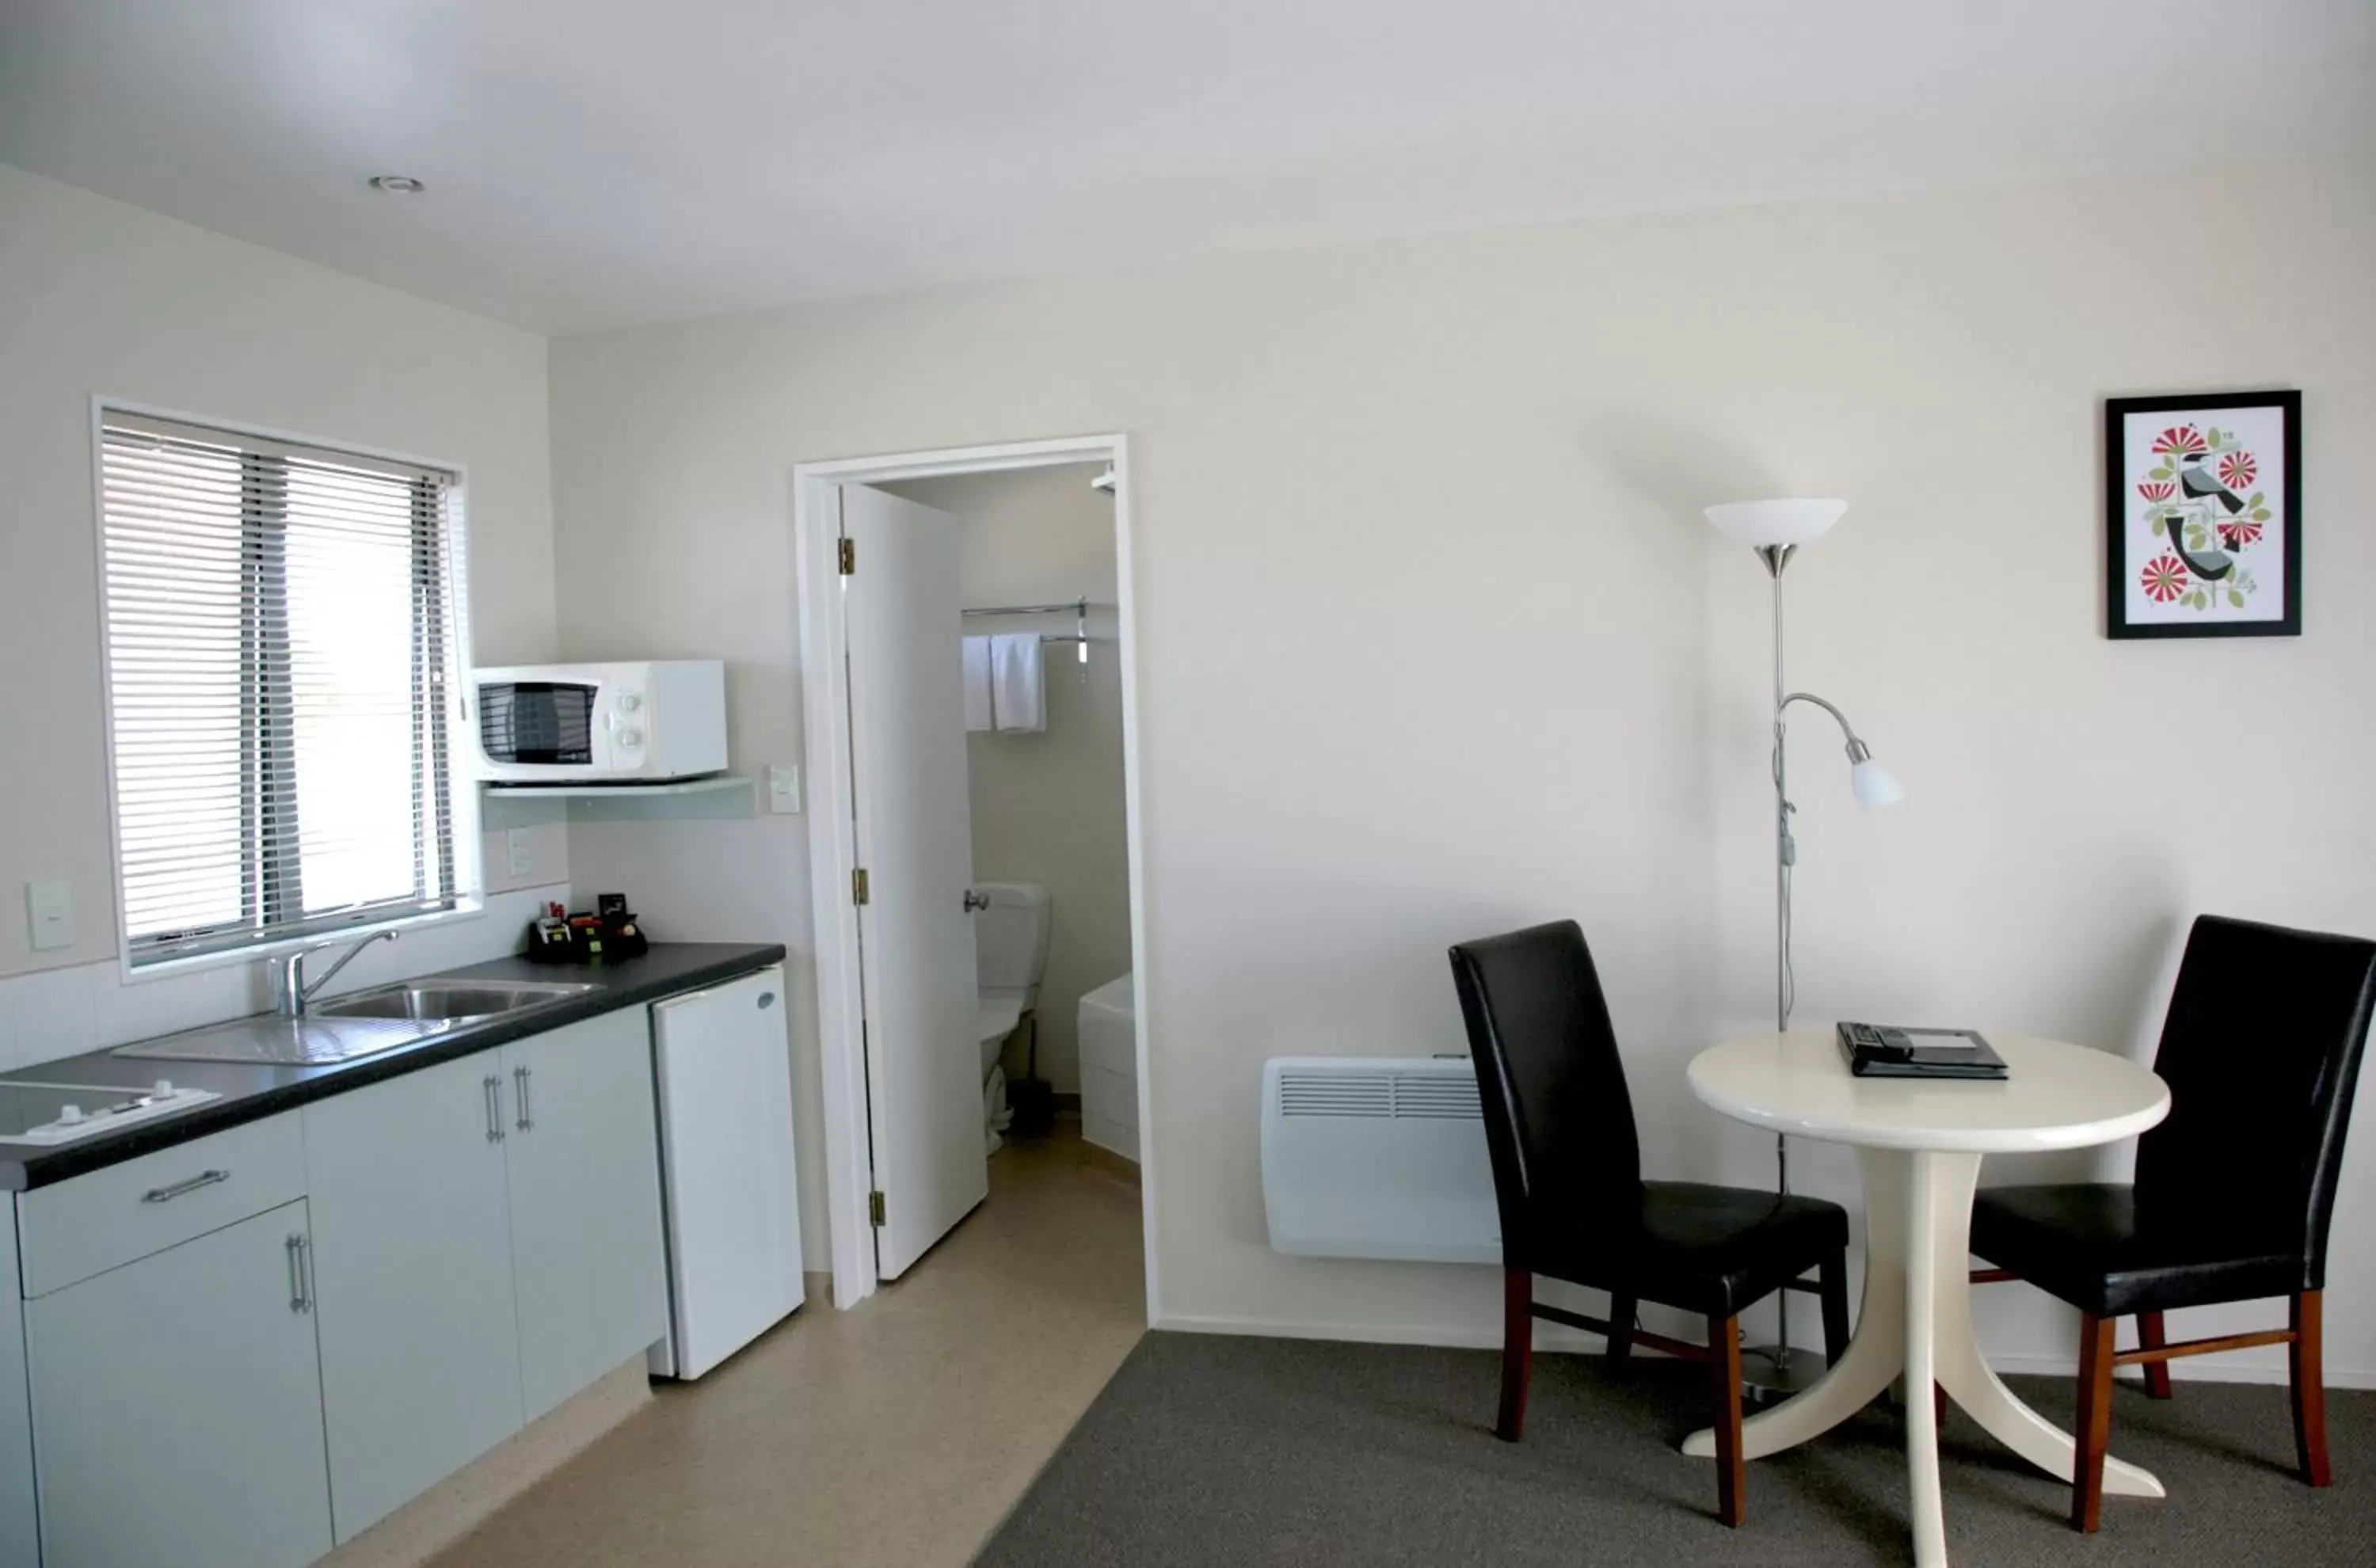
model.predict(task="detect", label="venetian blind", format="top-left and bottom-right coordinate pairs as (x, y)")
top-left (98, 410), bottom-right (466, 965)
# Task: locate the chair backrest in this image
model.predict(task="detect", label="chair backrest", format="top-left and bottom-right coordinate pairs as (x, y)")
top-left (2135, 914), bottom-right (2376, 1286)
top-left (1448, 920), bottom-right (1641, 1268)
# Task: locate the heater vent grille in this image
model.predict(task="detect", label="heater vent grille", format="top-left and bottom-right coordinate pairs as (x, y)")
top-left (1277, 1068), bottom-right (1479, 1121)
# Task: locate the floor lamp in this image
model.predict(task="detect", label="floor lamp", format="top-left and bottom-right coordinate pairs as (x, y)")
top-left (1706, 498), bottom-right (1903, 1398)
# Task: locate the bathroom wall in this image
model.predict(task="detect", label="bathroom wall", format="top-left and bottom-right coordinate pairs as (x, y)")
top-left (881, 464), bottom-right (1133, 1096)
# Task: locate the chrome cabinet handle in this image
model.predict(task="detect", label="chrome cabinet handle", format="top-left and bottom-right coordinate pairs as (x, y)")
top-left (295, 1234), bottom-right (314, 1313)
top-left (142, 1169), bottom-right (229, 1205)
top-left (514, 1064), bottom-right (533, 1132)
top-left (483, 1075), bottom-right (505, 1143)
top-left (285, 1233), bottom-right (306, 1313)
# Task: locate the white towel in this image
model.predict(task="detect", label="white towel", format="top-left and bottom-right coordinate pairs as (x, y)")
top-left (961, 637), bottom-right (995, 733)
top-left (989, 633), bottom-right (1045, 733)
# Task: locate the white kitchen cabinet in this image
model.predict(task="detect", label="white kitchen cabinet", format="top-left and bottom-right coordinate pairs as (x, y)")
top-left (502, 1007), bottom-right (668, 1421)
top-left (304, 1052), bottom-right (524, 1543)
top-left (23, 1201), bottom-right (333, 1568)
top-left (6, 985), bottom-right (694, 1565)
top-left (0, 1212), bottom-right (32, 1568)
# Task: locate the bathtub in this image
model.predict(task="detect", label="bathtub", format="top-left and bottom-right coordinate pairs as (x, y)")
top-left (1076, 972), bottom-right (1137, 1163)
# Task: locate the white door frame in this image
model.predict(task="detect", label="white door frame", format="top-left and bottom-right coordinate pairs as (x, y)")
top-left (793, 435), bottom-right (1158, 1319)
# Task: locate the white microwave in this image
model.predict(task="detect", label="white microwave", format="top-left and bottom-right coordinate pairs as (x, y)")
top-left (474, 660), bottom-right (729, 783)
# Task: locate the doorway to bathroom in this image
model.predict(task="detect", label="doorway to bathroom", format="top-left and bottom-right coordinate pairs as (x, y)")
top-left (791, 436), bottom-right (1153, 1323)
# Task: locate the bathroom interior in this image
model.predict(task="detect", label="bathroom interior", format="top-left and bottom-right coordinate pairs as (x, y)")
top-left (878, 462), bottom-right (1138, 1201)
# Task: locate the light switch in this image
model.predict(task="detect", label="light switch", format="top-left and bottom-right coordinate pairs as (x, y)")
top-left (768, 764), bottom-right (802, 815)
top-left (506, 829), bottom-right (535, 878)
top-left (26, 878), bottom-right (73, 951)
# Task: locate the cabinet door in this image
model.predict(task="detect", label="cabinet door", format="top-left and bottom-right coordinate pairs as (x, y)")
top-left (505, 1007), bottom-right (669, 1421)
top-left (25, 1201), bottom-right (333, 1568)
top-left (305, 1052), bottom-right (523, 1541)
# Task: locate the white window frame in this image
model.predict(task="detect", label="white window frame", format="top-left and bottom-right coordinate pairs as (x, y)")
top-left (89, 397), bottom-right (485, 982)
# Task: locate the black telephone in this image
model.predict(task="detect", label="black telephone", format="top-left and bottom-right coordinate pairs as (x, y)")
top-left (1836, 1021), bottom-right (2007, 1079)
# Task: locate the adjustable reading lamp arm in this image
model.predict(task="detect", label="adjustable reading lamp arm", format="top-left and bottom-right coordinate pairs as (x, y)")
top-left (1777, 691), bottom-right (1879, 764)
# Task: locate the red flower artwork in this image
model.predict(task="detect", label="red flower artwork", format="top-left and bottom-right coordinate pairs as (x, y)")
top-left (2220, 519), bottom-right (2265, 550)
top-left (2151, 426), bottom-right (2207, 457)
top-left (2218, 451), bottom-right (2258, 489)
top-left (2138, 481), bottom-right (2176, 501)
top-left (2140, 554), bottom-right (2189, 603)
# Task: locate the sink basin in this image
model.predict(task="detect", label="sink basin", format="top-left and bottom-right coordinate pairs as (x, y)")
top-left (113, 979), bottom-right (597, 1067)
top-left (312, 980), bottom-right (595, 1023)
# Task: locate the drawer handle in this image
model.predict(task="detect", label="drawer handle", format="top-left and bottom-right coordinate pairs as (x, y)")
top-left (141, 1169), bottom-right (230, 1204)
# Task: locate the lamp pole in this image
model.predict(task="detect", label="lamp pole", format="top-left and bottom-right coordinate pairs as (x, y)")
top-left (1752, 544), bottom-right (1811, 1399)
top-left (1743, 549), bottom-right (1894, 1399)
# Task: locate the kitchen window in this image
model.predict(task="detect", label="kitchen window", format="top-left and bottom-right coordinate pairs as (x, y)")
top-left (96, 409), bottom-right (473, 969)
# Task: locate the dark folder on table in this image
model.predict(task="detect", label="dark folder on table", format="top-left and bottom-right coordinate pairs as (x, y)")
top-left (1837, 1022), bottom-right (2009, 1080)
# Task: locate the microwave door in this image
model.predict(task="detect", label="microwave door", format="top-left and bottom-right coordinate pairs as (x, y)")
top-left (481, 681), bottom-right (598, 767)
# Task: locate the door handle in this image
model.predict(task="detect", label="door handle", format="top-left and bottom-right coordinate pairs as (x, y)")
top-left (284, 1232), bottom-right (315, 1314)
top-left (963, 890), bottom-right (990, 913)
top-left (484, 1074), bottom-right (505, 1143)
top-left (514, 1064), bottom-right (533, 1132)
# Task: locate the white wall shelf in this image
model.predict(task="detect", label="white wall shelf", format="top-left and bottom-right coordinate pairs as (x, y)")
top-left (480, 776), bottom-right (756, 827)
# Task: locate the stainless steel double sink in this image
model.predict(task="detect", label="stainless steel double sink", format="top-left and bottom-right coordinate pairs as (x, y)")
top-left (114, 980), bottom-right (596, 1068)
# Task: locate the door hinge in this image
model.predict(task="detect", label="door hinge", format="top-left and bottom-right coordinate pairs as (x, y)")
top-left (869, 1190), bottom-right (886, 1227)
top-left (838, 536), bottom-right (856, 575)
top-left (852, 867), bottom-right (870, 905)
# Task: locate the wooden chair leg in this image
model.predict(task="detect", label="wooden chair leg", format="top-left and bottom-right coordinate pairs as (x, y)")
top-left (2137, 1311), bottom-right (2173, 1399)
top-left (2291, 1290), bottom-right (2331, 1488)
top-left (1710, 1315), bottom-right (1746, 1528)
top-left (2073, 1313), bottom-right (2116, 1533)
top-left (1605, 1292), bottom-right (1637, 1371)
top-left (1819, 1253), bottom-right (1851, 1369)
top-left (1497, 1266), bottom-right (1533, 1441)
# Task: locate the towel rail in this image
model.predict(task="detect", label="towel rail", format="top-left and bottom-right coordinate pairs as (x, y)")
top-left (961, 598), bottom-right (1093, 666)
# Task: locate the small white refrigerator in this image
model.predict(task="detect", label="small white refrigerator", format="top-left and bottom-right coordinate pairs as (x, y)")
top-left (647, 965), bottom-right (805, 1379)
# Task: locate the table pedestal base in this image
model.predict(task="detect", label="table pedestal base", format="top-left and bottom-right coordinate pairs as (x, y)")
top-left (1682, 1147), bottom-right (2163, 1566)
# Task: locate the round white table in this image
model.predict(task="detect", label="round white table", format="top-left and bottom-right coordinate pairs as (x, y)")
top-left (1680, 1031), bottom-right (2170, 1567)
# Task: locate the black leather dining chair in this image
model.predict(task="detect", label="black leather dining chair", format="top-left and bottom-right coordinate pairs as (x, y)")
top-left (1970, 914), bottom-right (2376, 1533)
top-left (1449, 919), bottom-right (1851, 1527)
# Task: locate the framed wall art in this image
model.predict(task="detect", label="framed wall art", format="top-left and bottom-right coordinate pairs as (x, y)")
top-left (2106, 390), bottom-right (2300, 638)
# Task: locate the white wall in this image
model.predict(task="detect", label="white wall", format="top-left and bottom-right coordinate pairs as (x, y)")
top-left (546, 162), bottom-right (2376, 1379)
top-left (880, 465), bottom-right (1131, 1095)
top-left (0, 165), bottom-right (566, 1056)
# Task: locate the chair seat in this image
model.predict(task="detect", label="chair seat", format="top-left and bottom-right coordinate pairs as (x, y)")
top-left (1529, 1181), bottom-right (1849, 1319)
top-left (1970, 1182), bottom-right (2307, 1318)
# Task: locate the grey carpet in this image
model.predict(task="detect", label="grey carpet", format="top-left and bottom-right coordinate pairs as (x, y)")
top-left (975, 1331), bottom-right (2376, 1566)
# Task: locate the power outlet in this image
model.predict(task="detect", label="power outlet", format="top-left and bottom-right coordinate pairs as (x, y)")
top-left (26, 878), bottom-right (73, 951)
top-left (506, 829), bottom-right (535, 879)
top-left (767, 764), bottom-right (802, 815)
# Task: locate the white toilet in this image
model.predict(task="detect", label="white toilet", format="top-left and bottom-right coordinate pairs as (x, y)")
top-left (972, 881), bottom-right (1050, 1152)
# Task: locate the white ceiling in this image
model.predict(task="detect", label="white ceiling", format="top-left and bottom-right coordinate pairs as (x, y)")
top-left (2, 0), bottom-right (2370, 333)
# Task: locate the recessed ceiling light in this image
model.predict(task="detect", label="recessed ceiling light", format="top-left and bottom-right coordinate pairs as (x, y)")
top-left (367, 174), bottom-right (425, 194)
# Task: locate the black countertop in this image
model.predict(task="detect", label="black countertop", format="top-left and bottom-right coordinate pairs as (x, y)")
top-left (0, 942), bottom-right (786, 1192)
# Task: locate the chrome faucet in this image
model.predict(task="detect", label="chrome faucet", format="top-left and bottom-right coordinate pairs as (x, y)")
top-left (274, 931), bottom-right (398, 1017)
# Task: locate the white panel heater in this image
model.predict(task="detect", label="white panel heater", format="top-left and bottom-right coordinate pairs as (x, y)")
top-left (1260, 1056), bottom-right (1500, 1264)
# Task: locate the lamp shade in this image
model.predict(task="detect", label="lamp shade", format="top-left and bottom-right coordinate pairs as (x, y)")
top-left (1704, 498), bottom-right (1849, 549)
top-left (1849, 756), bottom-right (1904, 812)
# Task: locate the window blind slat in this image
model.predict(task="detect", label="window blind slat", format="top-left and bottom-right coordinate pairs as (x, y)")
top-left (99, 412), bottom-right (466, 965)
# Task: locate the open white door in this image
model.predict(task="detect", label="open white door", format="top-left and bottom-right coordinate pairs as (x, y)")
top-left (838, 483), bottom-right (988, 1280)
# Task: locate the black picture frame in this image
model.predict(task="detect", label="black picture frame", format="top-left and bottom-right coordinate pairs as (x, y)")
top-left (2105, 390), bottom-right (2301, 639)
